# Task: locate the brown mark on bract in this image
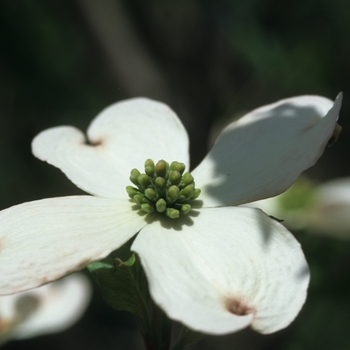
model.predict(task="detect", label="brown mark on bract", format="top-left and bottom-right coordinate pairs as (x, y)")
top-left (39, 277), bottom-right (49, 287)
top-left (225, 297), bottom-right (255, 316)
top-left (84, 137), bottom-right (103, 148)
top-left (91, 139), bottom-right (102, 146)
top-left (328, 123), bottom-right (342, 146)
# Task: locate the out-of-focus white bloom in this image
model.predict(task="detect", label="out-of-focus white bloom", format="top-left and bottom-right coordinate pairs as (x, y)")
top-left (307, 178), bottom-right (350, 238)
top-left (0, 274), bottom-right (91, 345)
top-left (248, 177), bottom-right (350, 239)
top-left (246, 178), bottom-right (313, 230)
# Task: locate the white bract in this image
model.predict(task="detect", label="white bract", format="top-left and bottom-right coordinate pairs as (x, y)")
top-left (0, 274), bottom-right (91, 345)
top-left (0, 95), bottom-right (342, 335)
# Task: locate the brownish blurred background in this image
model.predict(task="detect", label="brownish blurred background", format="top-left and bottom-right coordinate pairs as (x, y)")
top-left (1, 1), bottom-right (349, 349)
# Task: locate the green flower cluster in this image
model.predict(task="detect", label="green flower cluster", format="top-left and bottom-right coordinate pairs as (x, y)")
top-left (126, 159), bottom-right (201, 219)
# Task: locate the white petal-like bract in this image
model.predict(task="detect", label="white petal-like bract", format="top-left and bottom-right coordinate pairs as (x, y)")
top-left (0, 197), bottom-right (146, 294)
top-left (133, 207), bottom-right (309, 334)
top-left (32, 98), bottom-right (189, 198)
top-left (194, 94), bottom-right (342, 207)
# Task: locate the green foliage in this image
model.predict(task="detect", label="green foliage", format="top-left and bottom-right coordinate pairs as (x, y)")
top-left (278, 178), bottom-right (316, 211)
top-left (88, 253), bottom-right (150, 327)
top-left (282, 232), bottom-right (350, 350)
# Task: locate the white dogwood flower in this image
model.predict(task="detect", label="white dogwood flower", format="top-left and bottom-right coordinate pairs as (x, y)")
top-left (0, 94), bottom-right (342, 335)
top-left (307, 178), bottom-right (350, 237)
top-left (0, 274), bottom-right (91, 345)
top-left (250, 177), bottom-right (350, 239)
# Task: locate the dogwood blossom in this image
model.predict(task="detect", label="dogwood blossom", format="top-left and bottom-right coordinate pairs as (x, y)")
top-left (0, 274), bottom-right (91, 345)
top-left (307, 178), bottom-right (350, 237)
top-left (0, 94), bottom-right (342, 335)
top-left (249, 177), bottom-right (350, 239)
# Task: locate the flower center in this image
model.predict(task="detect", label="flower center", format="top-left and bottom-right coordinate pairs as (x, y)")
top-left (126, 159), bottom-right (201, 219)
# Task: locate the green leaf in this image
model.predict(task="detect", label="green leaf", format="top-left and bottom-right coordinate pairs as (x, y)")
top-left (117, 253), bottom-right (136, 267)
top-left (172, 326), bottom-right (205, 350)
top-left (87, 261), bottom-right (113, 274)
top-left (91, 253), bottom-right (150, 327)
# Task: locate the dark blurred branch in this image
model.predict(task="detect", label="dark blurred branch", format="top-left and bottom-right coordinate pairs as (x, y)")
top-left (76, 0), bottom-right (170, 101)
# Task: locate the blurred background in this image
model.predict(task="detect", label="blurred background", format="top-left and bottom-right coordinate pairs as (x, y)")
top-left (0, 0), bottom-right (349, 349)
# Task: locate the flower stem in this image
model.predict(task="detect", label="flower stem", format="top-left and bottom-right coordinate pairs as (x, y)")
top-left (143, 300), bottom-right (172, 350)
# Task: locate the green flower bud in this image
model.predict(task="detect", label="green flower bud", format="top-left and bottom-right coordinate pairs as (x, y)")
top-left (170, 161), bottom-right (185, 174)
top-left (137, 174), bottom-right (151, 189)
top-left (178, 184), bottom-right (194, 202)
top-left (166, 208), bottom-right (180, 219)
top-left (155, 176), bottom-right (166, 190)
top-left (145, 188), bottom-right (159, 202)
top-left (167, 185), bottom-right (179, 203)
top-left (192, 188), bottom-right (201, 199)
top-left (133, 194), bottom-right (144, 206)
top-left (130, 168), bottom-right (141, 186)
top-left (156, 198), bottom-right (167, 212)
top-left (169, 170), bottom-right (181, 185)
top-left (144, 159), bottom-right (155, 177)
top-left (141, 203), bottom-right (154, 213)
top-left (180, 204), bottom-right (191, 214)
top-left (145, 159), bottom-right (155, 168)
top-left (126, 186), bottom-right (139, 199)
top-left (144, 166), bottom-right (153, 177)
top-left (179, 172), bottom-right (193, 188)
top-left (155, 160), bottom-right (167, 177)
